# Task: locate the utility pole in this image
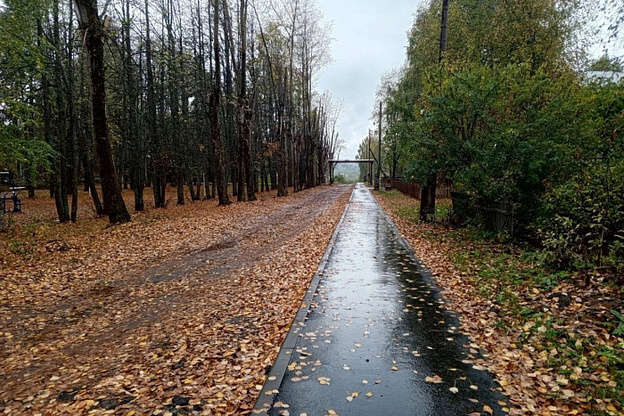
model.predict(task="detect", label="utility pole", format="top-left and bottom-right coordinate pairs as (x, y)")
top-left (439, 0), bottom-right (449, 63)
top-left (420, 0), bottom-right (449, 221)
top-left (368, 129), bottom-right (372, 185)
top-left (375, 102), bottom-right (382, 191)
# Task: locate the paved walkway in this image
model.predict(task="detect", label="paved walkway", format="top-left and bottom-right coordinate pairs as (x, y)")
top-left (254, 184), bottom-right (507, 415)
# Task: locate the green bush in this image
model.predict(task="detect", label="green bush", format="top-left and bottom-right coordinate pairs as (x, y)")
top-left (537, 83), bottom-right (624, 271)
top-left (538, 169), bottom-right (624, 270)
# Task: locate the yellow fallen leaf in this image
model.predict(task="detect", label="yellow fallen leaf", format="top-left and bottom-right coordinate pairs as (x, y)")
top-left (425, 375), bottom-right (443, 383)
top-left (483, 405), bottom-right (493, 415)
top-left (317, 377), bottom-right (331, 385)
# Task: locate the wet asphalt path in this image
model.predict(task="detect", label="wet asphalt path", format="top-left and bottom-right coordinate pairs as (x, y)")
top-left (255, 184), bottom-right (507, 416)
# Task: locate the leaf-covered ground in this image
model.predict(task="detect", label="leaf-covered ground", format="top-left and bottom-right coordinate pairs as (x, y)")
top-left (375, 190), bottom-right (624, 416)
top-left (0, 185), bottom-right (352, 415)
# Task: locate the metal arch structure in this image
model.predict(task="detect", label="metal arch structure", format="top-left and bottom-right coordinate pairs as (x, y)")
top-left (328, 159), bottom-right (374, 185)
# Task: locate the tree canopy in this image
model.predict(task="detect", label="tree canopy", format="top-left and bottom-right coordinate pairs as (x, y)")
top-left (374, 0), bottom-right (624, 269)
top-left (0, 0), bottom-right (343, 223)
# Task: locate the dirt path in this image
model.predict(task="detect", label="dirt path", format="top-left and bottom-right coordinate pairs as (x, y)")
top-left (0, 185), bottom-right (352, 415)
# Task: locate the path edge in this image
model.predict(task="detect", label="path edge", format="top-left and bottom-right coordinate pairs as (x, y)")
top-left (373, 192), bottom-right (438, 286)
top-left (252, 193), bottom-right (352, 413)
top-left (372, 190), bottom-right (510, 412)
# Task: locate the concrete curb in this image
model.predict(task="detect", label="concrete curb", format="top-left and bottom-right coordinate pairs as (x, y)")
top-left (252, 196), bottom-right (352, 413)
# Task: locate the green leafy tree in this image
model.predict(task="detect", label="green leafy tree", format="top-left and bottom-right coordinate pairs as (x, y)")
top-left (0, 0), bottom-right (54, 191)
top-left (385, 0), bottom-right (584, 213)
top-left (538, 82), bottom-right (624, 270)
top-left (589, 54), bottom-right (623, 72)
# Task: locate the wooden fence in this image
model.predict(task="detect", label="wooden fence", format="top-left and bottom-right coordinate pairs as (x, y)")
top-left (387, 180), bottom-right (453, 200)
top-left (386, 182), bottom-right (514, 235)
top-left (451, 192), bottom-right (515, 236)
top-left (480, 201), bottom-right (515, 236)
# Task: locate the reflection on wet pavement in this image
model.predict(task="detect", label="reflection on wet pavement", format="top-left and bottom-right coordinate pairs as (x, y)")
top-left (256, 184), bottom-right (507, 416)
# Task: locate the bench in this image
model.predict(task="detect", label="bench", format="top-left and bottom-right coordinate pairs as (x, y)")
top-left (1, 188), bottom-right (24, 214)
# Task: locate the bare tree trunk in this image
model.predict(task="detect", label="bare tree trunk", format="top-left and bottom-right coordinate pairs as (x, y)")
top-left (210, 0), bottom-right (231, 206)
top-left (143, 0), bottom-right (164, 209)
top-left (50, 1), bottom-right (70, 223)
top-left (123, 0), bottom-right (145, 212)
top-left (78, 51), bottom-right (105, 216)
top-left (74, 0), bottom-right (131, 224)
top-left (277, 68), bottom-right (288, 197)
top-left (68, 0), bottom-right (79, 222)
top-left (238, 0), bottom-right (256, 201)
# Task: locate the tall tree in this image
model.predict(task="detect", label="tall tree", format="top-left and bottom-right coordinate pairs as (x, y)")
top-left (74, 0), bottom-right (131, 223)
top-left (237, 0), bottom-right (257, 201)
top-left (143, 0), bottom-right (165, 209)
top-left (209, 0), bottom-right (231, 206)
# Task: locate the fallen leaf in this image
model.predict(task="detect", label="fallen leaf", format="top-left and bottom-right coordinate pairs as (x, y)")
top-left (317, 377), bottom-right (331, 385)
top-left (425, 375), bottom-right (443, 383)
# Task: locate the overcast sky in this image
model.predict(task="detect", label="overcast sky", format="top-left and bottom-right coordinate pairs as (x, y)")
top-left (315, 0), bottom-right (423, 159)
